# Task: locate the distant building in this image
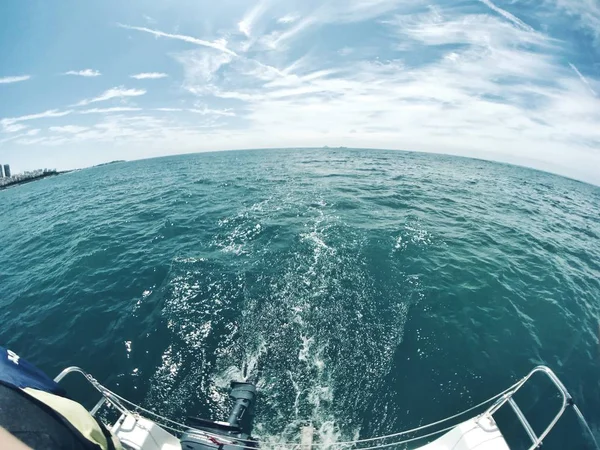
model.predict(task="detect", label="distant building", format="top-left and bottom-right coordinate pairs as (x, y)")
top-left (3, 164), bottom-right (10, 178)
top-left (0, 165), bottom-right (4, 178)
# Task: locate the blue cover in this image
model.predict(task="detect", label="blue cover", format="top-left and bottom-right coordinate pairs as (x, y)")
top-left (0, 346), bottom-right (66, 396)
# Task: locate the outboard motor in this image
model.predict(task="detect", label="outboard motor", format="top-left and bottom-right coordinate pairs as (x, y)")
top-left (180, 377), bottom-right (259, 450)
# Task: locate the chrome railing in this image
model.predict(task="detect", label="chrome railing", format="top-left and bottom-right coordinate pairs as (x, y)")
top-left (485, 366), bottom-right (573, 450)
top-left (54, 366), bottom-right (111, 416)
top-left (55, 365), bottom-right (595, 450)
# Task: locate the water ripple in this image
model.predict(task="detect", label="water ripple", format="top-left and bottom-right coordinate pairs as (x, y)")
top-left (0, 149), bottom-right (599, 449)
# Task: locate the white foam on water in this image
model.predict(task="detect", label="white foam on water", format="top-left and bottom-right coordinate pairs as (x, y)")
top-left (254, 335), bottom-right (357, 448)
top-left (214, 199), bottom-right (273, 255)
top-left (394, 235), bottom-right (405, 250)
top-left (160, 345), bottom-right (181, 378)
top-left (142, 256), bottom-right (248, 419)
top-left (404, 223), bottom-right (433, 246)
top-left (144, 344), bottom-right (185, 415)
top-left (226, 209), bottom-right (413, 447)
top-left (144, 193), bottom-right (419, 445)
top-left (299, 336), bottom-right (313, 362)
top-left (394, 221), bottom-right (434, 253)
top-left (132, 286), bottom-right (156, 314)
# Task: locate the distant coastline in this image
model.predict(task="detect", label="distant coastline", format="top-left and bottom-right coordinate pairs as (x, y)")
top-left (0, 170), bottom-right (70, 191)
top-left (0, 160), bottom-right (126, 191)
top-left (93, 160), bottom-right (126, 167)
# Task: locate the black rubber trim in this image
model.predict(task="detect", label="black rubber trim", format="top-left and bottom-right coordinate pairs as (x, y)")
top-left (95, 417), bottom-right (117, 450)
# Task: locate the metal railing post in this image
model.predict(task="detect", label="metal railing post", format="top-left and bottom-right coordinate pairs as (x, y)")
top-left (484, 366), bottom-right (572, 450)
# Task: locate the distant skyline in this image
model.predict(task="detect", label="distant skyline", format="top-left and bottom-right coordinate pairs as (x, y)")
top-left (1, 0), bottom-right (599, 184)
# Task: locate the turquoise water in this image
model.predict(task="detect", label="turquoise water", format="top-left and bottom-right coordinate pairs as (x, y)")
top-left (1, 149), bottom-right (599, 448)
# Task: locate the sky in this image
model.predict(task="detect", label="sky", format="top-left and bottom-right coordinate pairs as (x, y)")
top-left (0, 0), bottom-right (599, 184)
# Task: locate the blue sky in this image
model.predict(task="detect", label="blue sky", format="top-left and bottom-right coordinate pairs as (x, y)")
top-left (1, 0), bottom-right (599, 183)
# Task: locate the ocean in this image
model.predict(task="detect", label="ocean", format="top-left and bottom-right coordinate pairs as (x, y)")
top-left (1, 149), bottom-right (599, 449)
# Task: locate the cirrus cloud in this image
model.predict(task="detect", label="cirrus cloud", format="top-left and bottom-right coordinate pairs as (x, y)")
top-left (130, 72), bottom-right (169, 79)
top-left (73, 86), bottom-right (147, 107)
top-left (64, 69), bottom-right (102, 77)
top-left (118, 23), bottom-right (238, 56)
top-left (0, 75), bottom-right (31, 84)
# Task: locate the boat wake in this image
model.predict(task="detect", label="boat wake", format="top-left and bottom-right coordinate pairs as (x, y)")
top-left (142, 201), bottom-right (424, 445)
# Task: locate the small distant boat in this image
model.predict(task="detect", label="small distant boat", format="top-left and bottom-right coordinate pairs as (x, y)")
top-left (50, 365), bottom-right (596, 450)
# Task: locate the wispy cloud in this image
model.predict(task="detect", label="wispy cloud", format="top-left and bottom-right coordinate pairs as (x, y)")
top-left (0, 75), bottom-right (31, 84)
top-left (278, 14), bottom-right (298, 24)
top-left (265, 0), bottom-right (414, 48)
top-left (49, 125), bottom-right (89, 134)
top-left (118, 24), bottom-right (238, 56)
top-left (238, 0), bottom-right (270, 37)
top-left (74, 87), bottom-right (146, 107)
top-left (478, 0), bottom-right (534, 31)
top-left (3, 123), bottom-right (28, 133)
top-left (26, 114), bottom-right (226, 151)
top-left (189, 106), bottom-right (236, 117)
top-left (161, 4), bottom-right (599, 183)
top-left (550, 0), bottom-right (600, 42)
top-left (387, 8), bottom-right (549, 50)
top-left (174, 49), bottom-right (234, 95)
top-left (0, 133), bottom-right (28, 145)
top-left (130, 72), bottom-right (169, 79)
top-left (5, 0), bottom-right (600, 184)
top-left (266, 17), bottom-right (317, 49)
top-left (1, 109), bottom-right (72, 132)
top-left (568, 63), bottom-right (597, 96)
top-left (64, 69), bottom-right (102, 77)
top-left (15, 136), bottom-right (47, 146)
top-left (143, 14), bottom-right (157, 25)
top-left (79, 107), bottom-right (143, 114)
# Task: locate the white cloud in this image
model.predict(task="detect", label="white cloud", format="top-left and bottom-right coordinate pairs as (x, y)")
top-left (266, 17), bottom-right (317, 49)
top-left (64, 69), bottom-right (102, 77)
top-left (25, 114), bottom-right (227, 152)
top-left (175, 49), bottom-right (234, 95)
top-left (387, 7), bottom-right (548, 50)
top-left (238, 21), bottom-right (251, 38)
top-left (74, 87), bottom-right (146, 107)
top-left (0, 133), bottom-right (27, 145)
top-left (130, 72), bottom-right (169, 79)
top-left (0, 75), bottom-right (31, 84)
top-left (118, 24), bottom-right (237, 56)
top-left (239, 0), bottom-right (270, 37)
top-left (189, 107), bottom-right (235, 117)
top-left (2, 123), bottom-right (28, 133)
top-left (143, 14), bottom-right (157, 25)
top-left (341, 0), bottom-right (414, 20)
top-left (278, 14), bottom-right (298, 24)
top-left (15, 136), bottom-right (47, 146)
top-left (26, 129), bottom-right (41, 136)
top-left (6, 0), bottom-right (600, 184)
top-left (161, 6), bottom-right (598, 183)
top-left (477, 0), bottom-right (534, 32)
top-left (569, 63), bottom-right (597, 96)
top-left (265, 0), bottom-right (414, 47)
top-left (1, 109), bottom-right (72, 132)
top-left (49, 125), bottom-right (89, 134)
top-left (549, 0), bottom-right (600, 42)
top-left (79, 107), bottom-right (143, 114)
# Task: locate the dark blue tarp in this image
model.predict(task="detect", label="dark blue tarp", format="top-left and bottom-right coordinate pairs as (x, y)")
top-left (0, 346), bottom-right (66, 396)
